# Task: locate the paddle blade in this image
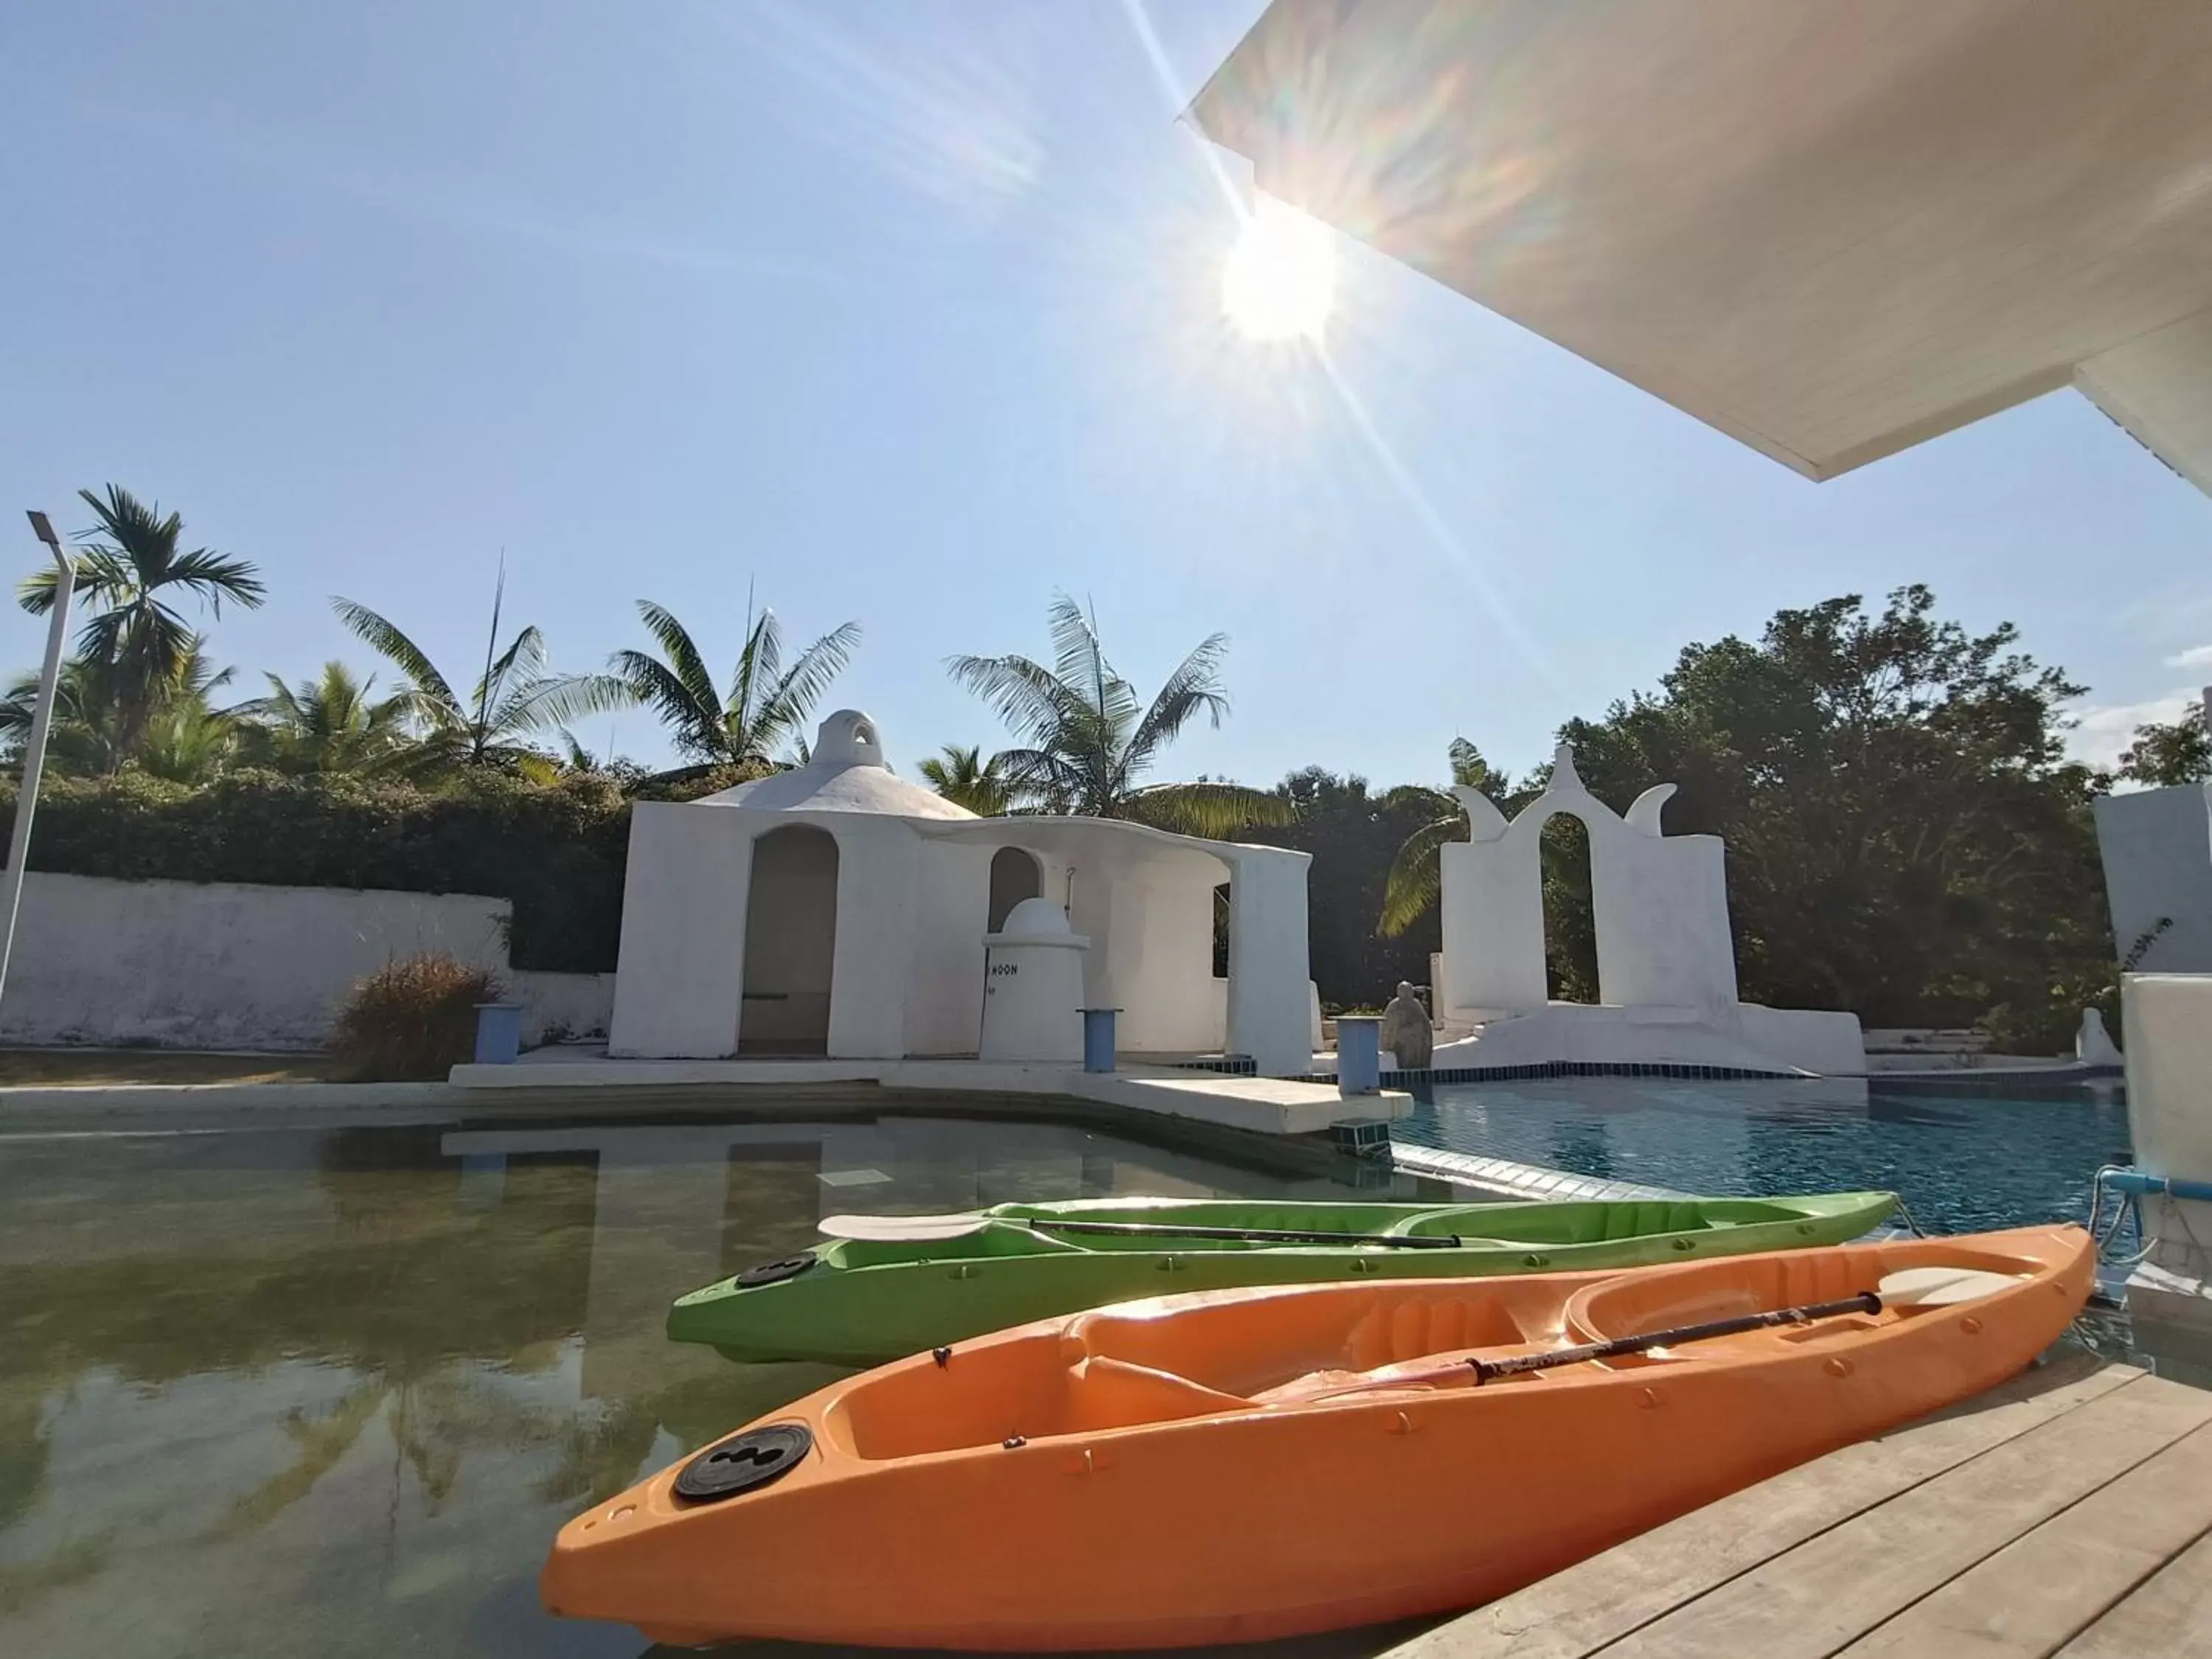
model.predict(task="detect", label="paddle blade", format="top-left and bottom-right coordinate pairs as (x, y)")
top-left (1879, 1266), bottom-right (2025, 1307)
top-left (817, 1212), bottom-right (990, 1242)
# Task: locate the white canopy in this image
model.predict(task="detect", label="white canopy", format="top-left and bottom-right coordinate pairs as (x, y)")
top-left (1191, 1), bottom-right (2212, 493)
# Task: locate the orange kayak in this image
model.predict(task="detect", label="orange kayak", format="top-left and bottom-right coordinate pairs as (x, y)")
top-left (542, 1224), bottom-right (2093, 1650)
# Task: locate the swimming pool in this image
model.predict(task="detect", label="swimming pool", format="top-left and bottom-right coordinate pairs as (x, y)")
top-left (0, 1086), bottom-right (2155, 1658)
top-left (0, 1109), bottom-right (1426, 1659)
top-left (1396, 1074), bottom-right (2132, 1235)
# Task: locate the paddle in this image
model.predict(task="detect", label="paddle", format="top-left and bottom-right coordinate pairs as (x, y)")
top-left (1304, 1266), bottom-right (2025, 1397)
top-left (818, 1212), bottom-right (1468, 1249)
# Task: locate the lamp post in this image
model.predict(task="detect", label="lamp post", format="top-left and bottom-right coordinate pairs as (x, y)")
top-left (0, 511), bottom-right (76, 1007)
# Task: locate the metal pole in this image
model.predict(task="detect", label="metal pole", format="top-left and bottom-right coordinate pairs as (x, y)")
top-left (0, 511), bottom-right (76, 1006)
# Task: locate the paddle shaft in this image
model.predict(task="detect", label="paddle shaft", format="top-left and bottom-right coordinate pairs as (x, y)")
top-left (1470, 1290), bottom-right (1882, 1383)
top-left (1023, 1217), bottom-right (1463, 1250)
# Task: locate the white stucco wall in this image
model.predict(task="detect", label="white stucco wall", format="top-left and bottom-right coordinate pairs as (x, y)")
top-left (822, 816), bottom-right (921, 1060)
top-left (2093, 785), bottom-right (2212, 973)
top-left (2121, 973), bottom-right (2212, 1283)
top-left (1076, 846), bottom-right (1228, 1056)
top-left (1441, 768), bottom-right (1736, 1018)
top-left (1225, 848), bottom-right (1315, 1077)
top-left (0, 872), bottom-right (603, 1051)
top-left (904, 839), bottom-right (993, 1056)
top-left (608, 801), bottom-right (751, 1058)
top-left (508, 970), bottom-right (616, 1043)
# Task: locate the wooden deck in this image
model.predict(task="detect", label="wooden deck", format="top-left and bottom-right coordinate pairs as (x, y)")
top-left (1385, 1354), bottom-right (2212, 1659)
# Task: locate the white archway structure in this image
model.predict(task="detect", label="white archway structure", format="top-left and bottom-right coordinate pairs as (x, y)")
top-left (1439, 745), bottom-right (1736, 1017)
top-left (608, 710), bottom-right (1318, 1075)
top-left (1434, 744), bottom-right (1863, 1075)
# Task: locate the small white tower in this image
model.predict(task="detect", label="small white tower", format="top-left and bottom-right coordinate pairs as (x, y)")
top-left (978, 896), bottom-right (1091, 1063)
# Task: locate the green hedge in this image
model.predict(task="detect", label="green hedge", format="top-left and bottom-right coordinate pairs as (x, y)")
top-left (0, 771), bottom-right (632, 973)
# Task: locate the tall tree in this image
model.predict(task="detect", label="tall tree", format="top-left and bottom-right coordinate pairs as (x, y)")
top-left (237, 661), bottom-right (417, 776)
top-left (946, 593), bottom-right (1287, 837)
top-left (16, 485), bottom-right (264, 765)
top-left (2115, 706), bottom-right (2212, 787)
top-left (1251, 768), bottom-right (1445, 1007)
top-left (919, 743), bottom-right (1020, 815)
top-left (332, 568), bottom-right (587, 779)
top-left (594, 595), bottom-right (859, 773)
top-left (1553, 585), bottom-right (2110, 1046)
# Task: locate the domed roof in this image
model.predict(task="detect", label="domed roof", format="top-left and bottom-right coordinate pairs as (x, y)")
top-left (696, 712), bottom-right (978, 820)
top-left (997, 897), bottom-right (1074, 939)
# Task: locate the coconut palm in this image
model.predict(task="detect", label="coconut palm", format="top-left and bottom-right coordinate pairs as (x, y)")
top-left (16, 485), bottom-right (264, 765)
top-left (237, 661), bottom-right (416, 776)
top-left (1377, 739), bottom-right (1510, 936)
top-left (134, 700), bottom-right (242, 785)
top-left (945, 594), bottom-right (1285, 837)
top-left (332, 571), bottom-right (591, 779)
top-left (1, 641), bottom-right (236, 781)
top-left (594, 595), bottom-right (860, 771)
top-left (919, 743), bottom-right (1020, 815)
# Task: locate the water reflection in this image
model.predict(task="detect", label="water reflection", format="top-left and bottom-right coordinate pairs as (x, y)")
top-left (0, 1112), bottom-right (1419, 1658)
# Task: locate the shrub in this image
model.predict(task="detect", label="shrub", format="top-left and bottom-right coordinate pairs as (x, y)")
top-left (331, 953), bottom-right (501, 1081)
top-left (0, 770), bottom-right (632, 972)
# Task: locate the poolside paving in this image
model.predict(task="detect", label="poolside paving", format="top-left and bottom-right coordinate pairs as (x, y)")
top-left (1385, 1354), bottom-right (2212, 1659)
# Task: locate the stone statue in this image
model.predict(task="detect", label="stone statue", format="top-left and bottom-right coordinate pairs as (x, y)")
top-left (2076, 1007), bottom-right (2121, 1069)
top-left (1380, 981), bottom-right (1434, 1071)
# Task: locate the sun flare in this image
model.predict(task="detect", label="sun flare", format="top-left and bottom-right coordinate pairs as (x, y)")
top-left (1221, 195), bottom-right (1338, 342)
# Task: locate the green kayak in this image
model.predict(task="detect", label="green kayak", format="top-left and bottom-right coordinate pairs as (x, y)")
top-left (667, 1190), bottom-right (1896, 1366)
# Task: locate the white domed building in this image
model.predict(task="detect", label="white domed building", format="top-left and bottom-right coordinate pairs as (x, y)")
top-left (608, 711), bottom-right (1317, 1076)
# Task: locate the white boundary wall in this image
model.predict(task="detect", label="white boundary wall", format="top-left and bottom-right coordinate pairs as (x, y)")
top-left (0, 872), bottom-right (611, 1051)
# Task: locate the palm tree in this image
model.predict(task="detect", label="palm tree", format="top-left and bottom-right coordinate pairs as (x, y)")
top-left (945, 594), bottom-right (1285, 837)
top-left (331, 568), bottom-right (591, 780)
top-left (134, 700), bottom-right (241, 785)
top-left (16, 485), bottom-right (265, 765)
top-left (595, 594), bottom-right (860, 772)
top-left (919, 742), bottom-right (1021, 815)
top-left (237, 661), bottom-right (416, 776)
top-left (1377, 738), bottom-right (1511, 936)
top-left (1, 640), bottom-right (236, 781)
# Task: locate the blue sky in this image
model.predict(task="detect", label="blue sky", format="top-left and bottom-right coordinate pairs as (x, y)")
top-left (6, 0), bottom-right (2210, 790)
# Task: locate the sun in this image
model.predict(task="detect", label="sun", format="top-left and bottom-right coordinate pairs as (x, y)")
top-left (1221, 195), bottom-right (1338, 342)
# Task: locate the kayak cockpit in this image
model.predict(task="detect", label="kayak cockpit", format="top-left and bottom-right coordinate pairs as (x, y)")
top-left (822, 1331), bottom-right (1251, 1458)
top-left (820, 1238), bottom-right (2053, 1461)
top-left (822, 1281), bottom-right (1570, 1458)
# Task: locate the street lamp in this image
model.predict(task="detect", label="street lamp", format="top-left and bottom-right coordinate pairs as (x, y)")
top-left (0, 511), bottom-right (77, 1007)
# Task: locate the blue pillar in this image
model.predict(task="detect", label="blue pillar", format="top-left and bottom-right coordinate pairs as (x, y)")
top-left (1337, 1015), bottom-right (1382, 1096)
top-left (473, 1001), bottom-right (526, 1065)
top-left (1082, 1008), bottom-right (1119, 1074)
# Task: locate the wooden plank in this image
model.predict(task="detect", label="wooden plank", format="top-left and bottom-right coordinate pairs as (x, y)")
top-left (2055, 1527), bottom-right (2212, 1658)
top-left (1839, 1418), bottom-right (2212, 1658)
top-left (1382, 1357), bottom-right (2139, 1659)
top-left (1597, 1374), bottom-right (2212, 1659)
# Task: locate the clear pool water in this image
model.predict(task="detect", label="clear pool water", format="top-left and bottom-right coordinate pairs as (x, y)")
top-left (1397, 1074), bottom-right (2133, 1235)
top-left (0, 1109), bottom-right (1427, 1659)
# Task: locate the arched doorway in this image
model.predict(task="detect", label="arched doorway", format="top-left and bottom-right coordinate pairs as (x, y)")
top-left (740, 825), bottom-right (839, 1054)
top-left (987, 846), bottom-right (1043, 931)
top-left (1538, 813), bottom-right (1599, 1003)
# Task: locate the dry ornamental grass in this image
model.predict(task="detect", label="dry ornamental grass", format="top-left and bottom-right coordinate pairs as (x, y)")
top-left (330, 953), bottom-right (501, 1081)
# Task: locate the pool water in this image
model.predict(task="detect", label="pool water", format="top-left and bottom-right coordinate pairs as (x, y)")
top-left (0, 1082), bottom-right (2169, 1657)
top-left (1398, 1074), bottom-right (2133, 1235)
top-left (0, 1110), bottom-right (1430, 1659)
